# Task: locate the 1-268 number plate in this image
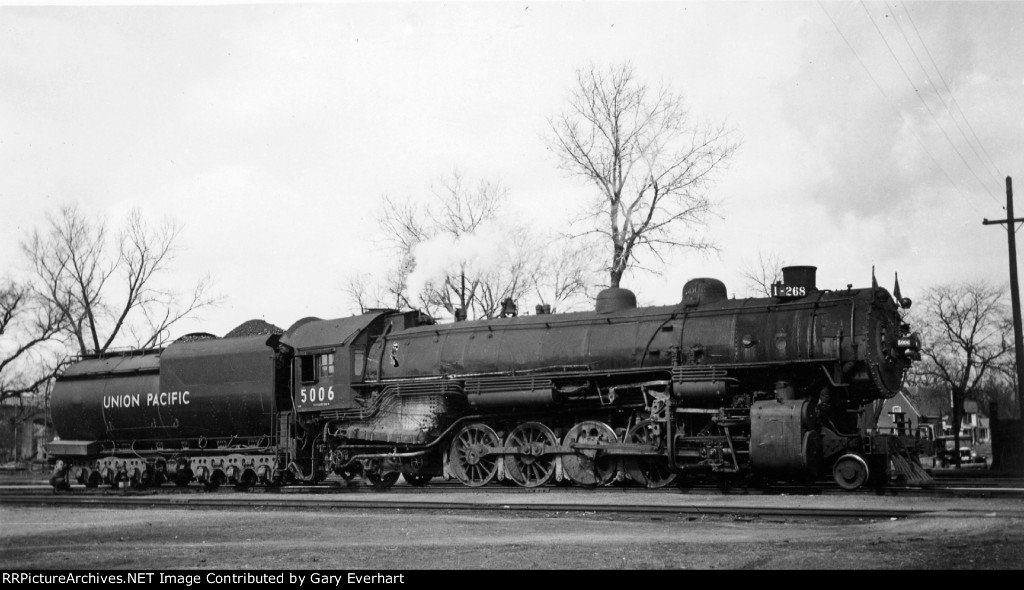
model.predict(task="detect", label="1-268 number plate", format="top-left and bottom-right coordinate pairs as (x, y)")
top-left (771, 284), bottom-right (807, 297)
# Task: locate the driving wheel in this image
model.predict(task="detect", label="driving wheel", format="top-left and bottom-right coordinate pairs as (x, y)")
top-left (448, 423), bottom-right (501, 487)
top-left (561, 420), bottom-right (618, 487)
top-left (624, 420), bottom-right (678, 488)
top-left (503, 422), bottom-right (558, 488)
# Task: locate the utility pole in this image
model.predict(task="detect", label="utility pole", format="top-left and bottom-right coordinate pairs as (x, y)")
top-left (983, 177), bottom-right (1024, 470)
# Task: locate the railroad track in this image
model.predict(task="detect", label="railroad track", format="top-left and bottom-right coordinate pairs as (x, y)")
top-left (4, 476), bottom-right (1024, 497)
top-left (0, 490), bottom-right (944, 520)
top-left (3, 477), bottom-right (1024, 524)
top-left (8, 479), bottom-right (1024, 525)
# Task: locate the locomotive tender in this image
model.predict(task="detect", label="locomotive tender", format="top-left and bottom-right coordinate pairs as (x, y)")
top-left (46, 266), bottom-right (928, 491)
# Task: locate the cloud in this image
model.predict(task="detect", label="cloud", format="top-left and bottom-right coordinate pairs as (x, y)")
top-left (2, 2), bottom-right (1020, 339)
top-left (777, 2), bottom-right (1019, 219)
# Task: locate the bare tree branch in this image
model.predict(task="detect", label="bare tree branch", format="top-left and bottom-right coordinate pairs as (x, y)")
top-left (20, 204), bottom-right (218, 354)
top-left (908, 282), bottom-right (1012, 467)
top-left (740, 251), bottom-right (788, 297)
top-left (0, 278), bottom-right (67, 404)
top-left (548, 62), bottom-right (739, 287)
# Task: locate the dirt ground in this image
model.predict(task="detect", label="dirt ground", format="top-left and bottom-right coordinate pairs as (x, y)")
top-left (2, 503), bottom-right (1023, 570)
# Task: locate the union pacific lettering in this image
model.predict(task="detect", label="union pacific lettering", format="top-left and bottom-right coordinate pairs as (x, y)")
top-left (102, 391), bottom-right (190, 409)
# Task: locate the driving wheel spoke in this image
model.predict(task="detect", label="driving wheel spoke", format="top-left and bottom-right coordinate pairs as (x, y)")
top-left (561, 420), bottom-right (619, 487)
top-left (503, 421), bottom-right (558, 488)
top-left (625, 419), bottom-right (677, 489)
top-left (449, 423), bottom-right (501, 487)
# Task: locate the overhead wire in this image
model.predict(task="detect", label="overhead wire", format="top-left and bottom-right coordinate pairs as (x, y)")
top-left (858, 0), bottom-right (1001, 205)
top-left (886, 0), bottom-right (1005, 191)
top-left (815, 0), bottom-right (979, 213)
top-left (898, 1), bottom-right (1005, 182)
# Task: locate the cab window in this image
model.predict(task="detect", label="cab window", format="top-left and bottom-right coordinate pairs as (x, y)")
top-left (300, 352), bottom-right (334, 383)
top-left (319, 353), bottom-right (335, 378)
top-left (300, 356), bottom-right (315, 383)
top-left (353, 349), bottom-right (366, 380)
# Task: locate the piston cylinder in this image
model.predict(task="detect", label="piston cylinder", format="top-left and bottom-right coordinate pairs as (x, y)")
top-left (749, 399), bottom-right (822, 478)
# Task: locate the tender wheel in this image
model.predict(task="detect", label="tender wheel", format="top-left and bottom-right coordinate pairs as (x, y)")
top-left (561, 420), bottom-right (618, 487)
top-left (235, 469), bottom-right (258, 491)
top-left (624, 420), bottom-right (677, 488)
top-left (113, 468), bottom-right (141, 490)
top-left (402, 473), bottom-right (433, 487)
top-left (366, 471), bottom-right (400, 490)
top-left (50, 475), bottom-right (70, 491)
top-left (174, 469), bottom-right (193, 487)
top-left (49, 461), bottom-right (70, 490)
top-left (449, 423), bottom-right (501, 487)
top-left (203, 469), bottom-right (225, 491)
top-left (503, 422), bottom-right (558, 488)
top-left (833, 454), bottom-right (869, 490)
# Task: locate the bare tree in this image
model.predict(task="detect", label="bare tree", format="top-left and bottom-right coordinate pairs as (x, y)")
top-left (425, 172), bottom-right (504, 238)
top-left (348, 170), bottom-right (595, 321)
top-left (359, 172), bottom-right (515, 320)
top-left (530, 238), bottom-right (597, 313)
top-left (975, 369), bottom-right (1018, 421)
top-left (415, 172), bottom-right (506, 318)
top-left (990, 349), bottom-right (1020, 419)
top-left (343, 271), bottom-right (408, 314)
top-left (473, 227), bottom-right (538, 319)
top-left (21, 205), bottom-right (217, 355)
top-left (1, 278), bottom-right (66, 404)
top-left (548, 62), bottom-right (739, 288)
top-left (378, 194), bottom-right (430, 257)
top-left (740, 251), bottom-right (788, 297)
top-left (910, 282), bottom-right (1013, 467)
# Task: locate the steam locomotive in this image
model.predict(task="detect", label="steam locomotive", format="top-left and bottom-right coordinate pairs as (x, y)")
top-left (46, 265), bottom-right (928, 492)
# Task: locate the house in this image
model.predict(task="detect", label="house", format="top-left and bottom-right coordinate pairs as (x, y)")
top-left (879, 390), bottom-right (991, 445)
top-left (876, 391), bottom-right (942, 436)
top-left (0, 395), bottom-right (52, 465)
top-left (957, 400), bottom-right (991, 445)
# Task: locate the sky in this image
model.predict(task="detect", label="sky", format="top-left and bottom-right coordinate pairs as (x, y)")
top-left (1, 1), bottom-right (1021, 343)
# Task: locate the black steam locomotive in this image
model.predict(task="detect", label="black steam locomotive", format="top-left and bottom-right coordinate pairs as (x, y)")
top-left (47, 266), bottom-right (928, 491)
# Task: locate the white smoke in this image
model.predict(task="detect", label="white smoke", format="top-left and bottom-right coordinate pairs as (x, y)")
top-left (405, 219), bottom-right (512, 303)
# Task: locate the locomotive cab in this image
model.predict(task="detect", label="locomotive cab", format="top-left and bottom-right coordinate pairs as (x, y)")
top-left (283, 313), bottom-right (387, 411)
top-left (282, 310), bottom-right (429, 412)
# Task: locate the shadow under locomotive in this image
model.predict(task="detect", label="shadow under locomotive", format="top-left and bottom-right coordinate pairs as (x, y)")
top-left (46, 266), bottom-right (930, 492)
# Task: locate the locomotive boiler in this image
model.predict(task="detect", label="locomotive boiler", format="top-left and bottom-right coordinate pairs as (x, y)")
top-left (46, 266), bottom-right (928, 491)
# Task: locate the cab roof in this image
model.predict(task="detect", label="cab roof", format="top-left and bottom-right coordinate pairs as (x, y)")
top-left (280, 312), bottom-right (388, 352)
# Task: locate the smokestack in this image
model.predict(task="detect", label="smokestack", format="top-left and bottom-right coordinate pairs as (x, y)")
top-left (781, 266), bottom-right (817, 292)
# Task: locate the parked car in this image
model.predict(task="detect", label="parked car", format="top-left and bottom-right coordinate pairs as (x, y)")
top-left (959, 447), bottom-right (988, 466)
top-left (936, 445), bottom-right (987, 467)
